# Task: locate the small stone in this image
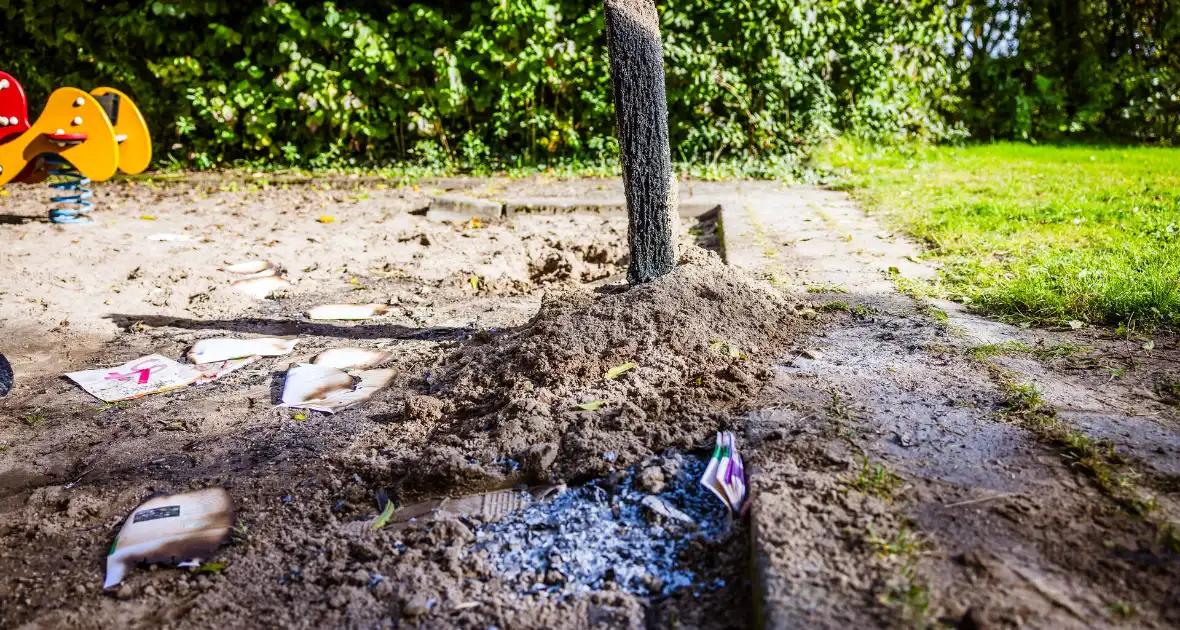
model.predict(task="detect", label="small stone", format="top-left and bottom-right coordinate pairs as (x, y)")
top-left (143, 585), bottom-right (157, 597)
top-left (115, 584), bottom-right (133, 599)
top-left (402, 594), bottom-right (430, 617)
top-left (637, 466), bottom-right (666, 494)
top-left (799, 348), bottom-right (824, 360)
top-left (960, 607), bottom-right (990, 630)
top-left (524, 442), bottom-right (559, 476)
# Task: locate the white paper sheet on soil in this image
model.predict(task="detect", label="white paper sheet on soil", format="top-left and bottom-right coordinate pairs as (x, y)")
top-left (305, 303), bottom-right (392, 320)
top-left (187, 336), bottom-right (299, 364)
top-left (66, 354), bottom-right (204, 403)
top-left (281, 363), bottom-right (395, 413)
top-left (220, 260), bottom-right (276, 277)
top-left (193, 355), bottom-right (260, 384)
top-left (104, 488), bottom-right (234, 589)
top-left (232, 275), bottom-right (291, 299)
top-left (311, 347), bottom-right (391, 370)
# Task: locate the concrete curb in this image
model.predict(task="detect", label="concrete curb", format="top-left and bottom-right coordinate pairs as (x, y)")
top-left (428, 195), bottom-right (723, 222)
top-left (426, 194), bottom-right (504, 222)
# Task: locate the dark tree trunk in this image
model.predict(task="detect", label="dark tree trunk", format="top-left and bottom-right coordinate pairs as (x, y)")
top-left (602, 0), bottom-right (679, 284)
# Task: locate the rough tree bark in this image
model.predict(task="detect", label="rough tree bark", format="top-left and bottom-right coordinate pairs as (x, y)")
top-left (603, 0), bottom-right (679, 284)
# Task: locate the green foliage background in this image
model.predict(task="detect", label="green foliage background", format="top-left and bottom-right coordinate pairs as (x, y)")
top-left (949, 0), bottom-right (1180, 144)
top-left (0, 0), bottom-right (956, 169)
top-left (4, 1), bottom-right (1177, 169)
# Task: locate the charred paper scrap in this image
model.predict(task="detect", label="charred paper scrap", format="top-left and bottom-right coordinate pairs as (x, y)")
top-left (187, 336), bottom-right (299, 364)
top-left (305, 303), bottom-right (392, 321)
top-left (281, 363), bottom-right (395, 413)
top-left (311, 347), bottom-right (391, 371)
top-left (104, 488), bottom-right (235, 588)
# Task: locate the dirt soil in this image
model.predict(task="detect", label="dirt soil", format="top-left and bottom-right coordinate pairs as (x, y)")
top-left (0, 177), bottom-right (790, 629)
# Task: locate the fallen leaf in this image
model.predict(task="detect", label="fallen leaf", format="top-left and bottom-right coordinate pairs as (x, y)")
top-left (468, 276), bottom-right (480, 291)
top-left (1143, 340), bottom-right (1155, 351)
top-left (192, 562), bottom-right (225, 574)
top-left (710, 339), bottom-right (747, 360)
top-left (463, 217), bottom-right (485, 229)
top-left (604, 362), bottom-right (637, 380)
top-left (905, 255), bottom-right (923, 264)
top-left (575, 400), bottom-right (606, 411)
top-left (140, 215), bottom-right (156, 220)
top-left (370, 499), bottom-right (396, 531)
top-left (1067, 320), bottom-right (1084, 330)
top-left (317, 215), bottom-right (336, 223)
top-left (294, 413), bottom-right (306, 421)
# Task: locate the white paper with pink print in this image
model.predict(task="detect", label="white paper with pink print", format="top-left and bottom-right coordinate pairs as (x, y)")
top-left (65, 354), bottom-right (204, 402)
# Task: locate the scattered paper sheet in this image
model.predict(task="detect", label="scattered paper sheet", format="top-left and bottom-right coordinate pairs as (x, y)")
top-left (232, 275), bottom-right (291, 299)
top-left (66, 354), bottom-right (203, 402)
top-left (194, 355), bottom-right (260, 384)
top-left (104, 488), bottom-right (234, 589)
top-left (187, 336), bottom-right (298, 364)
top-left (306, 303), bottom-right (392, 320)
top-left (700, 431), bottom-right (746, 514)
top-left (281, 363), bottom-right (395, 413)
top-left (311, 347), bottom-right (391, 370)
top-left (220, 260), bottom-right (276, 277)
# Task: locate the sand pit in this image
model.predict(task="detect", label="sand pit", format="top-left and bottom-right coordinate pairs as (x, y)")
top-left (0, 179), bottom-right (782, 629)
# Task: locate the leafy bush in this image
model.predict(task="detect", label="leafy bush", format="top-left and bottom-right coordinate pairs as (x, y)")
top-left (2, 0), bottom-right (957, 169)
top-left (946, 0), bottom-right (1180, 144)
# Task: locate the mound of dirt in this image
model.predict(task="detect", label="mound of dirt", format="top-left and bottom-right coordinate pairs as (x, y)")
top-left (390, 246), bottom-right (799, 496)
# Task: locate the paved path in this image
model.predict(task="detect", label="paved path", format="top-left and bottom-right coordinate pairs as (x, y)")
top-left (714, 184), bottom-right (1180, 629)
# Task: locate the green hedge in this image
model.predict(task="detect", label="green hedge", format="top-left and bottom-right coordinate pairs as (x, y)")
top-left (2, 1), bottom-right (957, 169)
top-left (946, 0), bottom-right (1180, 144)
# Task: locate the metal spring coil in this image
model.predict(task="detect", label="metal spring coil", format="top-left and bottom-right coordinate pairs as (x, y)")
top-left (44, 155), bottom-right (93, 224)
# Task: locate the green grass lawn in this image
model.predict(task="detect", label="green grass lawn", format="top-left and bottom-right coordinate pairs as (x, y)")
top-left (818, 141), bottom-right (1180, 330)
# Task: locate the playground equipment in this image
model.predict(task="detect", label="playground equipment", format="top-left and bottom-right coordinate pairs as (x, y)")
top-left (0, 71), bottom-right (151, 224)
